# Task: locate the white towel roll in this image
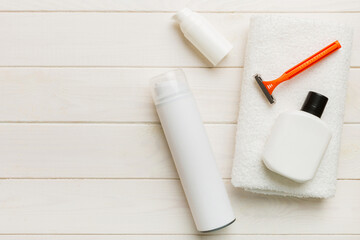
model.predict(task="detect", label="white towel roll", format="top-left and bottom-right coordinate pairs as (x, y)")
top-left (231, 15), bottom-right (353, 198)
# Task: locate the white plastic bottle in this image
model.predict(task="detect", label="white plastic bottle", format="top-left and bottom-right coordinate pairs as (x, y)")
top-left (263, 91), bottom-right (332, 183)
top-left (173, 8), bottom-right (233, 66)
top-left (150, 69), bottom-right (235, 232)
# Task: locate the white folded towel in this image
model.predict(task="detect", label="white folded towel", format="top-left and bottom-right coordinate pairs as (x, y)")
top-left (231, 15), bottom-right (353, 198)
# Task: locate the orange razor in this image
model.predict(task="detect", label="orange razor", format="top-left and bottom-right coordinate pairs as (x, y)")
top-left (255, 41), bottom-right (341, 104)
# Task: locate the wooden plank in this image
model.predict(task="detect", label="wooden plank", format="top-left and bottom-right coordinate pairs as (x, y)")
top-left (0, 0), bottom-right (358, 12)
top-left (0, 13), bottom-right (358, 67)
top-left (0, 236), bottom-right (358, 240)
top-left (345, 70), bottom-right (360, 123)
top-left (0, 68), bottom-right (358, 123)
top-left (0, 124), bottom-right (358, 179)
top-left (0, 179), bottom-right (358, 234)
top-left (339, 124), bottom-right (360, 179)
top-left (0, 68), bottom-right (241, 123)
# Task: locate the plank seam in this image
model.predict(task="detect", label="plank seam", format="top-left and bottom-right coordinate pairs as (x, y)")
top-left (0, 122), bottom-right (357, 125)
top-left (0, 233), bottom-right (359, 235)
top-left (0, 178), bottom-right (356, 180)
top-left (0, 11), bottom-right (358, 13)
top-left (0, 66), bottom-right (358, 68)
top-left (0, 66), bottom-right (242, 68)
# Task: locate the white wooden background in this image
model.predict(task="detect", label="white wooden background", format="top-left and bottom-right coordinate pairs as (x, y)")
top-left (0, 0), bottom-right (359, 239)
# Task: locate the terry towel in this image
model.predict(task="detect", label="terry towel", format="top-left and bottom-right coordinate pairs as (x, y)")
top-left (231, 16), bottom-right (353, 198)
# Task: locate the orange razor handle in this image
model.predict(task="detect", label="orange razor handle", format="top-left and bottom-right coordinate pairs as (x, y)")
top-left (284, 41), bottom-right (341, 79)
top-left (265, 41), bottom-right (341, 94)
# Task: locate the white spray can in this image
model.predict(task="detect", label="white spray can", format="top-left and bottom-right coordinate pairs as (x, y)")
top-left (150, 69), bottom-right (235, 232)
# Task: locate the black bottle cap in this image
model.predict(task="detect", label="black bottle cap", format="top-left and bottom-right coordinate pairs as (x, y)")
top-left (301, 91), bottom-right (328, 118)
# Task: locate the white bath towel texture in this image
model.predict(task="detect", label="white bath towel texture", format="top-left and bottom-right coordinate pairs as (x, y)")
top-left (231, 16), bottom-right (353, 198)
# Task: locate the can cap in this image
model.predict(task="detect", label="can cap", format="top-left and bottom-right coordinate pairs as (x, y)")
top-left (301, 91), bottom-right (328, 118)
top-left (173, 8), bottom-right (233, 66)
top-left (150, 69), bottom-right (190, 105)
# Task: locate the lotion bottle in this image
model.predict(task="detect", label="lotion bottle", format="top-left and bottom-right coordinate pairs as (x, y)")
top-left (150, 69), bottom-right (235, 232)
top-left (263, 91), bottom-right (332, 183)
top-left (173, 8), bottom-right (233, 66)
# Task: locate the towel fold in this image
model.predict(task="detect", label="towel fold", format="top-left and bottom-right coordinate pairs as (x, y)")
top-left (231, 15), bottom-right (353, 198)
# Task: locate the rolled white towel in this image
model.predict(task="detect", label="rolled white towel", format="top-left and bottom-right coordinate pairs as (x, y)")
top-left (231, 15), bottom-right (353, 198)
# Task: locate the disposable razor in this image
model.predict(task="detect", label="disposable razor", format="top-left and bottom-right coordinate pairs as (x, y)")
top-left (255, 41), bottom-right (341, 104)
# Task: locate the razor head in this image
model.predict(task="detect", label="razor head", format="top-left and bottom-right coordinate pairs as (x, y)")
top-left (255, 74), bottom-right (276, 104)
